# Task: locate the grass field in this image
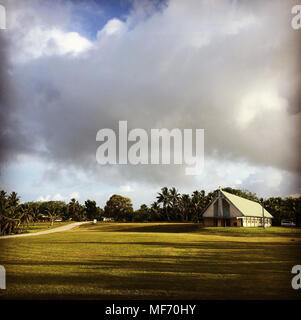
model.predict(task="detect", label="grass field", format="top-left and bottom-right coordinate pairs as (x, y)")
top-left (0, 223), bottom-right (301, 300)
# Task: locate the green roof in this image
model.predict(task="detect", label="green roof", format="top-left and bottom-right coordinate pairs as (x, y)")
top-left (222, 190), bottom-right (273, 218)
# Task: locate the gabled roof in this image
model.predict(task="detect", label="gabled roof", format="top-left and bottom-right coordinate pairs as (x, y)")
top-left (222, 190), bottom-right (273, 218)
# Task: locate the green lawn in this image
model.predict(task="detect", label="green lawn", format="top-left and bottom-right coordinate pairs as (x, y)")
top-left (0, 223), bottom-right (300, 300)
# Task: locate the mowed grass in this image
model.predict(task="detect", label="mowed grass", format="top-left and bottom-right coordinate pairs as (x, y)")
top-left (0, 223), bottom-right (301, 300)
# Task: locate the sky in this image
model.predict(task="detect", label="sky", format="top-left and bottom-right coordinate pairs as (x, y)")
top-left (0, 0), bottom-right (300, 209)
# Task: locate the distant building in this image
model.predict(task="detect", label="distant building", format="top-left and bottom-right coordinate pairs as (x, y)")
top-left (202, 188), bottom-right (273, 227)
top-left (281, 219), bottom-right (296, 227)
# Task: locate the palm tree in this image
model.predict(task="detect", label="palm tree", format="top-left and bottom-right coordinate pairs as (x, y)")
top-left (47, 207), bottom-right (59, 226)
top-left (191, 190), bottom-right (206, 221)
top-left (157, 187), bottom-right (171, 221)
top-left (150, 201), bottom-right (161, 221)
top-left (169, 187), bottom-right (180, 220)
top-left (67, 198), bottom-right (85, 221)
top-left (8, 191), bottom-right (20, 207)
top-left (18, 204), bottom-right (33, 231)
top-left (30, 204), bottom-right (41, 224)
top-left (179, 194), bottom-right (191, 221)
top-left (0, 190), bottom-right (24, 235)
top-left (169, 187), bottom-right (180, 206)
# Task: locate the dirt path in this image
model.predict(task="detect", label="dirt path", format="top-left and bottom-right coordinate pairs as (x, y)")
top-left (0, 221), bottom-right (90, 239)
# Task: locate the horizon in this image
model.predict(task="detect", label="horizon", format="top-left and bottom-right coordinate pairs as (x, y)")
top-left (2, 185), bottom-right (300, 210)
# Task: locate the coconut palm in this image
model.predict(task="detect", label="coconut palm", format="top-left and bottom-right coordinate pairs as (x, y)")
top-left (191, 190), bottom-right (206, 221)
top-left (179, 194), bottom-right (192, 221)
top-left (169, 187), bottom-right (180, 220)
top-left (150, 201), bottom-right (162, 221)
top-left (0, 191), bottom-right (24, 235)
top-left (157, 187), bottom-right (171, 221)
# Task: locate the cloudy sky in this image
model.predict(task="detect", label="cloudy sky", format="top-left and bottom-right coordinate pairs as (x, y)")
top-left (0, 0), bottom-right (300, 208)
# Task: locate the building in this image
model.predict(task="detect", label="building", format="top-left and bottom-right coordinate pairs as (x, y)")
top-left (280, 219), bottom-right (296, 227)
top-left (202, 188), bottom-right (273, 227)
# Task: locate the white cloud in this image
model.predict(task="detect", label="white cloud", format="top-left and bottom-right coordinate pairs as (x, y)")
top-left (234, 179), bottom-right (242, 185)
top-left (120, 185), bottom-right (134, 193)
top-left (266, 169), bottom-right (283, 188)
top-left (14, 27), bottom-right (92, 63)
top-left (53, 193), bottom-right (65, 201)
top-left (289, 193), bottom-right (301, 198)
top-left (224, 14), bottom-right (257, 35)
top-left (97, 18), bottom-right (126, 39)
top-left (236, 87), bottom-right (287, 128)
top-left (36, 192), bottom-right (79, 202)
top-left (69, 191), bottom-right (80, 200)
top-left (37, 194), bottom-right (51, 202)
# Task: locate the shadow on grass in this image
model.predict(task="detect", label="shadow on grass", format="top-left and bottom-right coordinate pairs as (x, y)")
top-left (79, 223), bottom-right (301, 238)
top-left (1, 258), bottom-right (296, 300)
top-left (1, 239), bottom-right (300, 299)
top-left (35, 239), bottom-right (301, 250)
top-left (3, 240), bottom-right (300, 270)
top-left (81, 223), bottom-right (201, 234)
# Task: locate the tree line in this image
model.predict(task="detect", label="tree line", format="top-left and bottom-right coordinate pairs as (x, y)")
top-left (0, 187), bottom-right (300, 235)
top-left (0, 191), bottom-right (103, 235)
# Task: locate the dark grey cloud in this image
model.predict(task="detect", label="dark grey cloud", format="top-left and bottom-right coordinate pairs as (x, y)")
top-left (0, 31), bottom-right (37, 169)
